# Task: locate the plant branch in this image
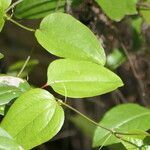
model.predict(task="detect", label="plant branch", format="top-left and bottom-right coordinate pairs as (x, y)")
top-left (57, 99), bottom-right (141, 148)
top-left (6, 0), bottom-right (23, 13)
top-left (6, 15), bottom-right (36, 32)
top-left (17, 56), bottom-right (31, 77)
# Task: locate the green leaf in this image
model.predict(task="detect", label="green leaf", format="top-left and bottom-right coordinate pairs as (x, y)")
top-left (35, 12), bottom-right (106, 65)
top-left (15, 0), bottom-right (65, 19)
top-left (0, 0), bottom-right (12, 31)
top-left (1, 88), bottom-right (64, 149)
top-left (121, 130), bottom-right (150, 150)
top-left (93, 104), bottom-right (150, 147)
top-left (0, 53), bottom-right (4, 59)
top-left (47, 59), bottom-right (123, 98)
top-left (0, 75), bottom-right (30, 105)
top-left (0, 127), bottom-right (23, 150)
top-left (106, 49), bottom-right (126, 70)
top-left (95, 0), bottom-right (138, 21)
top-left (0, 0), bottom-right (12, 9)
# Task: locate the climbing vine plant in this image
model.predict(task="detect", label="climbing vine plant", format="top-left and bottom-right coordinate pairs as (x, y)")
top-left (0, 0), bottom-right (150, 150)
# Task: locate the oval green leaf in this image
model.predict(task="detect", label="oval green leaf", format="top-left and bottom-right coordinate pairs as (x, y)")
top-left (93, 104), bottom-right (150, 147)
top-left (15, 0), bottom-right (65, 19)
top-left (1, 88), bottom-right (64, 149)
top-left (0, 75), bottom-right (30, 105)
top-left (95, 0), bottom-right (138, 21)
top-left (47, 59), bottom-right (123, 98)
top-left (35, 12), bottom-right (106, 65)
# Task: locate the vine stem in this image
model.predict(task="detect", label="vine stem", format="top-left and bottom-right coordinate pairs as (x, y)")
top-left (5, 15), bottom-right (35, 32)
top-left (17, 56), bottom-right (31, 77)
top-left (57, 99), bottom-right (140, 148)
top-left (6, 0), bottom-right (23, 13)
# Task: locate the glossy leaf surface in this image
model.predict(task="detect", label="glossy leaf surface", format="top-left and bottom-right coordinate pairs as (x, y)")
top-left (35, 13), bottom-right (106, 65)
top-left (1, 88), bottom-right (64, 149)
top-left (95, 0), bottom-right (137, 21)
top-left (15, 0), bottom-right (65, 19)
top-left (0, 75), bottom-right (30, 105)
top-left (93, 104), bottom-right (150, 147)
top-left (47, 59), bottom-right (123, 98)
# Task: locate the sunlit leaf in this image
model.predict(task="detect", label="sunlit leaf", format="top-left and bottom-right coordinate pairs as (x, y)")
top-left (93, 104), bottom-right (150, 147)
top-left (47, 59), bottom-right (123, 98)
top-left (1, 88), bottom-right (64, 149)
top-left (0, 0), bottom-right (12, 31)
top-left (95, 0), bottom-right (138, 21)
top-left (35, 13), bottom-right (106, 65)
top-left (0, 75), bottom-right (30, 105)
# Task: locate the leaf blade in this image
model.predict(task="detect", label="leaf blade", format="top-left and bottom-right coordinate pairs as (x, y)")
top-left (93, 104), bottom-right (150, 147)
top-left (47, 59), bottom-right (123, 98)
top-left (35, 12), bottom-right (106, 65)
top-left (1, 88), bottom-right (64, 149)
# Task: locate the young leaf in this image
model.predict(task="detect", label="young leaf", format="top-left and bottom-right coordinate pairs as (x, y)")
top-left (95, 0), bottom-right (138, 21)
top-left (0, 0), bottom-right (12, 31)
top-left (0, 53), bottom-right (4, 59)
top-left (15, 0), bottom-right (65, 19)
top-left (35, 13), bottom-right (106, 65)
top-left (0, 127), bottom-right (23, 150)
top-left (0, 75), bottom-right (31, 105)
top-left (47, 59), bottom-right (123, 98)
top-left (93, 104), bottom-right (150, 147)
top-left (1, 88), bottom-right (64, 149)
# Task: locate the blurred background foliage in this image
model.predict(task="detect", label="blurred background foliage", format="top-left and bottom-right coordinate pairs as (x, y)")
top-left (0, 0), bottom-right (150, 149)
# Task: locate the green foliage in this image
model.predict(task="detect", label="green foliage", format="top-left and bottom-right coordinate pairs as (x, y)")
top-left (93, 104), bottom-right (150, 147)
top-left (1, 89), bottom-right (64, 149)
top-left (0, 53), bottom-right (4, 59)
top-left (121, 131), bottom-right (150, 149)
top-left (7, 59), bottom-right (39, 78)
top-left (0, 0), bottom-right (149, 149)
top-left (47, 59), bottom-right (123, 98)
top-left (35, 12), bottom-right (106, 65)
top-left (0, 127), bottom-right (23, 150)
top-left (15, 0), bottom-right (65, 19)
top-left (139, 0), bottom-right (150, 24)
top-left (0, 0), bottom-right (12, 31)
top-left (106, 49), bottom-right (126, 70)
top-left (0, 75), bottom-right (30, 105)
top-left (0, 105), bottom-right (5, 115)
top-left (95, 0), bottom-right (138, 21)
